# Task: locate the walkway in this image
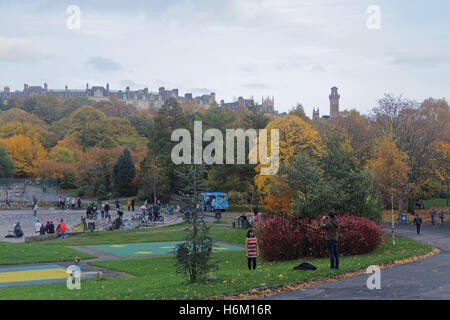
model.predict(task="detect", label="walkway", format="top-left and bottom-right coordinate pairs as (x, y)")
top-left (264, 223), bottom-right (450, 300)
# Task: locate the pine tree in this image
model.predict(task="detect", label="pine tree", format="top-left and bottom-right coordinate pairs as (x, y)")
top-left (96, 184), bottom-right (108, 200)
top-left (173, 164), bottom-right (217, 282)
top-left (0, 146), bottom-right (15, 178)
top-left (113, 148), bottom-right (137, 196)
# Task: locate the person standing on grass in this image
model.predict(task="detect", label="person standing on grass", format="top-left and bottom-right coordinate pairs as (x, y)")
top-left (245, 229), bottom-right (258, 270)
top-left (127, 198), bottom-right (131, 211)
top-left (414, 214), bottom-right (423, 234)
top-left (115, 198), bottom-right (120, 210)
top-left (320, 212), bottom-right (341, 269)
top-left (131, 198), bottom-right (135, 211)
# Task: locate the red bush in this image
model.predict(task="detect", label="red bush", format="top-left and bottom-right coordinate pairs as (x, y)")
top-left (256, 215), bottom-right (385, 261)
top-left (257, 216), bottom-right (307, 261)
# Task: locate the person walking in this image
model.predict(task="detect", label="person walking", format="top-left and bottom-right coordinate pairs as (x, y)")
top-left (320, 212), bottom-right (341, 269)
top-left (77, 196), bottom-right (82, 209)
top-left (414, 214), bottom-right (423, 234)
top-left (32, 202), bottom-right (38, 216)
top-left (429, 208), bottom-right (436, 225)
top-left (245, 229), bottom-right (258, 270)
top-left (115, 198), bottom-right (120, 210)
top-left (438, 209), bottom-right (444, 225)
top-left (104, 202), bottom-right (110, 219)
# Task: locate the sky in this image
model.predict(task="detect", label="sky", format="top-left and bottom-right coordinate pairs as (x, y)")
top-left (0, 0), bottom-right (449, 115)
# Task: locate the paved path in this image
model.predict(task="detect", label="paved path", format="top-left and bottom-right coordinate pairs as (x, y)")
top-left (264, 223), bottom-right (450, 300)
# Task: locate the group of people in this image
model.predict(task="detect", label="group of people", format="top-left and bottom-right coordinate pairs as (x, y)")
top-left (34, 219), bottom-right (56, 235)
top-left (11, 219), bottom-right (65, 239)
top-left (413, 208), bottom-right (446, 234)
top-left (429, 208), bottom-right (445, 225)
top-left (57, 196), bottom-right (82, 210)
top-left (139, 200), bottom-right (162, 223)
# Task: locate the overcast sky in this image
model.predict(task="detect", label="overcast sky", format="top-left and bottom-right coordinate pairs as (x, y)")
top-left (0, 0), bottom-right (449, 115)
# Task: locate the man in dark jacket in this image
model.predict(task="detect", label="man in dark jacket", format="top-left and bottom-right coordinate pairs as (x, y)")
top-left (320, 212), bottom-right (341, 269)
top-left (413, 214), bottom-right (422, 234)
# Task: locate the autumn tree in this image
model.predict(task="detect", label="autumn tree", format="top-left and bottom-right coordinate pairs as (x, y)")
top-left (254, 114), bottom-right (324, 193)
top-left (370, 135), bottom-right (409, 245)
top-left (0, 135), bottom-right (46, 177)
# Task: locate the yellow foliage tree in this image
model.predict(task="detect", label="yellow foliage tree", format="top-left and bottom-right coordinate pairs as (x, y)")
top-left (369, 135), bottom-right (409, 245)
top-left (0, 135), bottom-right (47, 177)
top-left (254, 115), bottom-right (324, 192)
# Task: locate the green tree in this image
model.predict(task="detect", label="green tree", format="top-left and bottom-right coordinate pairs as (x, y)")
top-left (173, 164), bottom-right (216, 282)
top-left (96, 184), bottom-right (109, 200)
top-left (243, 102), bottom-right (270, 130)
top-left (0, 145), bottom-right (15, 178)
top-left (113, 148), bottom-right (137, 196)
top-left (141, 97), bottom-right (191, 198)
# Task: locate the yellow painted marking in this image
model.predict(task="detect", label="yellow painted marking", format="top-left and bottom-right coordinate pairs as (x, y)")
top-left (135, 252), bottom-right (152, 254)
top-left (160, 246), bottom-right (175, 249)
top-left (213, 247), bottom-right (228, 250)
top-left (0, 268), bottom-right (68, 283)
top-left (110, 245), bottom-right (126, 248)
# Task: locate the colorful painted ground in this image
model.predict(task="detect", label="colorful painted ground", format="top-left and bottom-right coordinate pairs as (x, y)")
top-left (85, 241), bottom-right (244, 257)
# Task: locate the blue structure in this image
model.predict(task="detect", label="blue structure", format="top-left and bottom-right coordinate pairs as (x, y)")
top-left (200, 192), bottom-right (228, 212)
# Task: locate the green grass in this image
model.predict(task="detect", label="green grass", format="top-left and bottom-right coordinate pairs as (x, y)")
top-left (0, 236), bottom-right (432, 300)
top-left (0, 224), bottom-right (242, 265)
top-left (0, 242), bottom-right (94, 266)
top-left (423, 198), bottom-right (448, 208)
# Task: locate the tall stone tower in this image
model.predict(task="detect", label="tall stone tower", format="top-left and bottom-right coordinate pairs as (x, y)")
top-left (329, 86), bottom-right (340, 118)
top-left (312, 107), bottom-right (320, 120)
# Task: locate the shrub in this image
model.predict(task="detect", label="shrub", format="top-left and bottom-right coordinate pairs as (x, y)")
top-left (257, 216), bottom-right (307, 261)
top-left (257, 215), bottom-right (385, 261)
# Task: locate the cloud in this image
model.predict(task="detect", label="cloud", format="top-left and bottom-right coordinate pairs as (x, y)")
top-left (84, 56), bottom-right (122, 72)
top-left (389, 47), bottom-right (450, 68)
top-left (0, 37), bottom-right (49, 62)
top-left (243, 82), bottom-right (271, 90)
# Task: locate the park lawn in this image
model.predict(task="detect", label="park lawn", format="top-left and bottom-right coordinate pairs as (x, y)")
top-left (0, 236), bottom-right (432, 300)
top-left (0, 225), bottom-right (245, 266)
top-left (0, 242), bottom-right (94, 266)
top-left (423, 198), bottom-right (448, 208)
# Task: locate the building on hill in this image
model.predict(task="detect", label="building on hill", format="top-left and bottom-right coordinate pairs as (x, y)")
top-left (220, 96), bottom-right (275, 113)
top-left (0, 83), bottom-right (277, 113)
top-left (311, 86), bottom-right (340, 120)
top-left (0, 83), bottom-right (217, 111)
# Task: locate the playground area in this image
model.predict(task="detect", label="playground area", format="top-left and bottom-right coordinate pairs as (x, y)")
top-left (85, 241), bottom-right (244, 258)
top-left (0, 264), bottom-right (68, 288)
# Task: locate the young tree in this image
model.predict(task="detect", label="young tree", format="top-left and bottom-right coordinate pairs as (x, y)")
top-left (370, 135), bottom-right (409, 245)
top-left (113, 148), bottom-right (137, 196)
top-left (173, 164), bottom-right (216, 282)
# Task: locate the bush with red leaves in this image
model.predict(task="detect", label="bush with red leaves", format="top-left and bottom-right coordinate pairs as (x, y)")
top-left (256, 215), bottom-right (385, 261)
